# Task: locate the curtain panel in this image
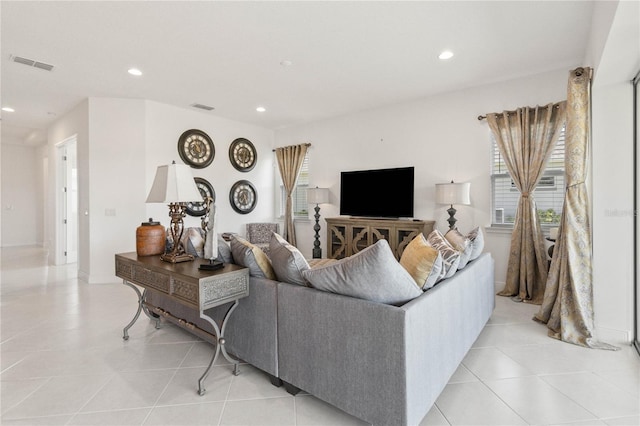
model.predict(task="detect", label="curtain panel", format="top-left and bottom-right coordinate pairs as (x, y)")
top-left (275, 143), bottom-right (309, 245)
top-left (534, 68), bottom-right (617, 350)
top-left (487, 102), bottom-right (566, 304)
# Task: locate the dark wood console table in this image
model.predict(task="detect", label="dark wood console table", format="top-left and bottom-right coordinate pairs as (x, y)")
top-left (326, 217), bottom-right (435, 260)
top-left (115, 252), bottom-right (249, 395)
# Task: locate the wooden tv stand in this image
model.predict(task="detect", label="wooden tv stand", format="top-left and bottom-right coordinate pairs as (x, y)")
top-left (325, 217), bottom-right (435, 260)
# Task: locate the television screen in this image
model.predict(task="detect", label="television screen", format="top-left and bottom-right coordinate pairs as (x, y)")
top-left (340, 167), bottom-right (414, 218)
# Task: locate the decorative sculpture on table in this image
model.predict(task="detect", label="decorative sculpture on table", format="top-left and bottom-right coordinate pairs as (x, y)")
top-left (200, 196), bottom-right (223, 270)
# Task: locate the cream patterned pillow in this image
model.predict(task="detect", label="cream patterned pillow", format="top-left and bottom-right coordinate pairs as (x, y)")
top-left (444, 229), bottom-right (472, 269)
top-left (269, 232), bottom-right (310, 286)
top-left (302, 239), bottom-right (422, 305)
top-left (399, 233), bottom-right (444, 290)
top-left (426, 230), bottom-right (461, 279)
top-left (467, 227), bottom-right (485, 260)
top-left (230, 235), bottom-right (276, 280)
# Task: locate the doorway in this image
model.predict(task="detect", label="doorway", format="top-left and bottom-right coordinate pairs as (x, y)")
top-left (56, 137), bottom-right (78, 264)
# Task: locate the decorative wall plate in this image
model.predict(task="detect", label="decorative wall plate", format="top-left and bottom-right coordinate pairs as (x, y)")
top-left (229, 180), bottom-right (257, 214)
top-left (229, 138), bottom-right (257, 172)
top-left (186, 177), bottom-right (215, 217)
top-left (178, 129), bottom-right (214, 168)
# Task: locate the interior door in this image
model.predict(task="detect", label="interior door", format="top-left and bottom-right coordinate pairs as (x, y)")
top-left (56, 137), bottom-right (78, 264)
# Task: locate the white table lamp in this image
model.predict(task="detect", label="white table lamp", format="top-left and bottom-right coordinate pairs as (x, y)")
top-left (435, 181), bottom-right (471, 230)
top-left (147, 161), bottom-right (203, 263)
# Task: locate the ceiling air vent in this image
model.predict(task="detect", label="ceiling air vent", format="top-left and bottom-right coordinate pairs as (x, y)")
top-left (191, 103), bottom-right (215, 111)
top-left (11, 55), bottom-right (54, 71)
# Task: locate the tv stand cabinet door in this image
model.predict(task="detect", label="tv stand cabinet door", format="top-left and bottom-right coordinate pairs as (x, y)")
top-left (327, 222), bottom-right (347, 259)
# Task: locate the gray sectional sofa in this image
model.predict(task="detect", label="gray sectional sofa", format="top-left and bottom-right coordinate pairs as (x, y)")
top-left (145, 246), bottom-right (495, 426)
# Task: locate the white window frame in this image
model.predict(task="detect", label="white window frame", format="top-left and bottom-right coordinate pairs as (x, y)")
top-left (490, 127), bottom-right (565, 230)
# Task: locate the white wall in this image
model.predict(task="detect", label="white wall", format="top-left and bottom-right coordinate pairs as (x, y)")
top-left (590, 0), bottom-right (639, 344)
top-left (47, 99), bottom-right (89, 270)
top-left (44, 98), bottom-right (274, 283)
top-left (0, 144), bottom-right (41, 246)
top-left (86, 98), bottom-right (147, 283)
top-left (143, 101), bottom-right (276, 238)
top-left (275, 69), bottom-right (569, 287)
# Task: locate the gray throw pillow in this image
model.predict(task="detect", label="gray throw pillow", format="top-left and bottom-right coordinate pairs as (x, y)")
top-left (302, 239), bottom-right (422, 306)
top-left (217, 235), bottom-right (233, 263)
top-left (269, 232), bottom-right (310, 286)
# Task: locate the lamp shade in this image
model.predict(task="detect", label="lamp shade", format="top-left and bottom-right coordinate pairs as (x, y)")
top-left (146, 162), bottom-right (202, 203)
top-left (307, 187), bottom-right (329, 204)
top-left (435, 182), bottom-right (471, 206)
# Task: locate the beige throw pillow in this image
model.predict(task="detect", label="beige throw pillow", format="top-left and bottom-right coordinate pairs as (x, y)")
top-left (400, 233), bottom-right (444, 290)
top-left (444, 229), bottom-right (473, 269)
top-left (426, 230), bottom-right (461, 279)
top-left (230, 235), bottom-right (276, 280)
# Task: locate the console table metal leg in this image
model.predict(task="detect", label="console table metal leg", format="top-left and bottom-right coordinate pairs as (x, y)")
top-left (122, 281), bottom-right (160, 340)
top-left (197, 300), bottom-right (241, 395)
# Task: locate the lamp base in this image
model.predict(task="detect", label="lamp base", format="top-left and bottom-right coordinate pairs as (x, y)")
top-left (161, 252), bottom-right (194, 263)
top-left (446, 205), bottom-right (458, 230)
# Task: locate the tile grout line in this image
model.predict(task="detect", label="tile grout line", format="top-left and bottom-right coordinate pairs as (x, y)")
top-left (0, 376), bottom-right (52, 418)
top-left (68, 372), bottom-right (118, 424)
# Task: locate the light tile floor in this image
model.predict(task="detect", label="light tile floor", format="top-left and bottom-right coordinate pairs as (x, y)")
top-left (1, 246), bottom-right (639, 425)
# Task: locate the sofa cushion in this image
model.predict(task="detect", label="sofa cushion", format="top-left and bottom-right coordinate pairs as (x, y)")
top-left (302, 239), bottom-right (422, 305)
top-left (269, 232), bottom-right (310, 286)
top-left (444, 229), bottom-right (472, 269)
top-left (399, 233), bottom-right (444, 290)
top-left (230, 235), bottom-right (276, 280)
top-left (467, 226), bottom-right (485, 260)
top-left (426, 230), bottom-right (461, 279)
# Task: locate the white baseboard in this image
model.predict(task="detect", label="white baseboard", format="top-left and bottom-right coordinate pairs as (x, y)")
top-left (595, 325), bottom-right (633, 345)
top-left (494, 281), bottom-right (505, 293)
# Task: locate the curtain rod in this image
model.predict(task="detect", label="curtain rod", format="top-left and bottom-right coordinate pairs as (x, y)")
top-left (272, 142), bottom-right (311, 152)
top-left (477, 103), bottom-right (562, 121)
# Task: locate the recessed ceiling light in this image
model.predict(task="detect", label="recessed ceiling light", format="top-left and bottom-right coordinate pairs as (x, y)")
top-left (128, 68), bottom-right (143, 76)
top-left (256, 106), bottom-right (266, 113)
top-left (2, 107), bottom-right (15, 112)
top-left (438, 51), bottom-right (454, 60)
top-left (280, 60), bottom-right (293, 67)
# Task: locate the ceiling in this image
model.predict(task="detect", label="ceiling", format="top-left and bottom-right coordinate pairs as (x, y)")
top-left (1, 1), bottom-right (596, 147)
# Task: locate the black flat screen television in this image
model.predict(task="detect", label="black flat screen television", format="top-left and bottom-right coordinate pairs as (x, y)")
top-left (340, 166), bottom-right (414, 218)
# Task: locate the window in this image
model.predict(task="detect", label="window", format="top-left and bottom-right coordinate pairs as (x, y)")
top-left (279, 153), bottom-right (309, 218)
top-left (491, 127), bottom-right (565, 227)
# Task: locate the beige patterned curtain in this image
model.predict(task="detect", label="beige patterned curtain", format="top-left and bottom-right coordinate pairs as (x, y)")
top-left (534, 68), bottom-right (617, 350)
top-left (275, 143), bottom-right (309, 245)
top-left (487, 103), bottom-right (566, 304)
